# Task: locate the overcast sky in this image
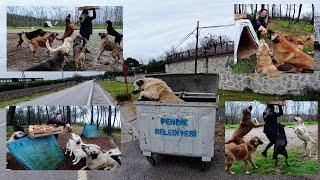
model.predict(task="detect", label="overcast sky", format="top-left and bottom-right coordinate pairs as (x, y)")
top-left (0, 0), bottom-right (318, 79)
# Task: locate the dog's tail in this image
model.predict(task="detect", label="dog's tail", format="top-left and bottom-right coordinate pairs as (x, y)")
top-left (21, 33), bottom-right (31, 44)
top-left (45, 40), bottom-right (58, 53)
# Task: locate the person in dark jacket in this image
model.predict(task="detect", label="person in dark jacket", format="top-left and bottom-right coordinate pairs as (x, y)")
top-left (47, 112), bottom-right (70, 139)
top-left (79, 9), bottom-right (96, 53)
top-left (251, 8), bottom-right (269, 39)
top-left (261, 104), bottom-right (283, 157)
top-left (106, 20), bottom-right (123, 45)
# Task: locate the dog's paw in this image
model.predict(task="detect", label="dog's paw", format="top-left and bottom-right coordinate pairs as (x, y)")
top-left (245, 171), bottom-right (250, 175)
top-left (254, 165), bottom-right (259, 169)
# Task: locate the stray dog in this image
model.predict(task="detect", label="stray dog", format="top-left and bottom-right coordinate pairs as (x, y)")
top-left (273, 123), bottom-right (289, 167)
top-left (225, 106), bottom-right (264, 144)
top-left (255, 40), bottom-right (278, 74)
top-left (21, 32), bottom-right (59, 58)
top-left (56, 14), bottom-right (74, 41)
top-left (65, 133), bottom-right (86, 165)
top-left (97, 33), bottom-right (123, 63)
top-left (284, 35), bottom-right (304, 50)
top-left (106, 20), bottom-right (123, 45)
top-left (106, 139), bottom-right (121, 165)
top-left (293, 117), bottom-right (316, 157)
top-left (73, 36), bottom-right (86, 70)
top-left (268, 30), bottom-right (315, 73)
top-left (17, 29), bottom-right (47, 47)
top-left (26, 37), bottom-right (73, 71)
top-left (225, 136), bottom-right (263, 175)
top-left (46, 37), bottom-right (73, 55)
top-left (7, 131), bottom-right (27, 143)
top-left (81, 145), bottom-right (120, 170)
top-left (132, 78), bottom-right (184, 103)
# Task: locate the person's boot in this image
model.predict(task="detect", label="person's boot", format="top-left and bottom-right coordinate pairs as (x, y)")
top-left (261, 150), bottom-right (267, 157)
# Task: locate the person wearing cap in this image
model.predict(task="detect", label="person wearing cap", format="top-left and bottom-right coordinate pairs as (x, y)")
top-left (47, 112), bottom-right (71, 138)
top-left (251, 8), bottom-right (269, 39)
top-left (79, 8), bottom-right (96, 53)
top-left (261, 104), bottom-right (283, 157)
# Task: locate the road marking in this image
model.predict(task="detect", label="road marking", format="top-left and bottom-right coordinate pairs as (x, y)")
top-left (77, 170), bottom-right (87, 180)
top-left (87, 82), bottom-right (94, 106)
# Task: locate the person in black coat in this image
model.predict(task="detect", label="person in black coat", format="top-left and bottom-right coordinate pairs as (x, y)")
top-left (261, 104), bottom-right (283, 157)
top-left (47, 112), bottom-right (70, 139)
top-left (79, 9), bottom-right (96, 53)
top-left (251, 8), bottom-right (269, 39)
top-left (106, 20), bottom-right (123, 45)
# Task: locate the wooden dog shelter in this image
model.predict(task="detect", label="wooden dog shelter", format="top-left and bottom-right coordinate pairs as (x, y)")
top-left (233, 19), bottom-right (260, 64)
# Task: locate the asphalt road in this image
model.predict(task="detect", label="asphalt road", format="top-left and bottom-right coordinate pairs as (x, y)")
top-left (18, 80), bottom-right (114, 106)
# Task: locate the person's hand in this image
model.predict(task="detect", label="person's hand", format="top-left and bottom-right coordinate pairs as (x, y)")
top-left (259, 26), bottom-right (267, 35)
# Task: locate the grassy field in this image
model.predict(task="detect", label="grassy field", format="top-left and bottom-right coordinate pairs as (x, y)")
top-left (98, 80), bottom-right (318, 105)
top-left (7, 25), bottom-right (123, 30)
top-left (225, 120), bottom-right (318, 129)
top-left (235, 18), bottom-right (314, 73)
top-left (0, 83), bottom-right (75, 108)
top-left (98, 80), bottom-right (139, 101)
top-left (228, 149), bottom-right (318, 176)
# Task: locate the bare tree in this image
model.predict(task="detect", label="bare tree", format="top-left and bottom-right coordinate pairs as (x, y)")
top-left (295, 4), bottom-right (302, 23)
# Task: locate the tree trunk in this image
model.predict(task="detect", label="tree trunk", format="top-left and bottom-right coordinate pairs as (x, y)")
top-left (67, 106), bottom-right (71, 125)
top-left (108, 106), bottom-right (112, 136)
top-left (96, 106), bottom-right (100, 130)
top-left (112, 107), bottom-right (117, 127)
top-left (74, 106), bottom-right (77, 123)
top-left (27, 106), bottom-right (31, 125)
top-left (280, 4), bottom-right (282, 19)
top-left (8, 106), bottom-right (16, 126)
top-left (45, 106), bottom-right (49, 121)
top-left (62, 106), bottom-right (66, 123)
top-left (311, 4), bottom-right (314, 25)
top-left (292, 4), bottom-right (296, 21)
top-left (295, 4), bottom-right (302, 23)
top-left (91, 106), bottom-right (94, 125)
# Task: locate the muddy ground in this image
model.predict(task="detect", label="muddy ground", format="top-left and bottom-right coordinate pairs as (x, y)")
top-left (7, 126), bottom-right (121, 170)
top-left (7, 29), bottom-right (123, 71)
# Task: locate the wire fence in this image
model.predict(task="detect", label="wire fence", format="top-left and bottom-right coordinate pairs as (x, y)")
top-left (166, 39), bottom-right (234, 63)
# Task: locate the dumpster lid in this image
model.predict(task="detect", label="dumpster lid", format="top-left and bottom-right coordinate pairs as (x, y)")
top-left (146, 74), bottom-right (219, 94)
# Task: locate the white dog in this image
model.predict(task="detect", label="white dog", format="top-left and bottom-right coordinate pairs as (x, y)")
top-left (293, 117), bottom-right (317, 157)
top-left (81, 145), bottom-right (120, 170)
top-left (65, 133), bottom-right (86, 165)
top-left (8, 131), bottom-right (27, 143)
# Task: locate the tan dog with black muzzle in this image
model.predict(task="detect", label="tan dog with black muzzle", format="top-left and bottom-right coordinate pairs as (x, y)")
top-left (132, 78), bottom-right (184, 103)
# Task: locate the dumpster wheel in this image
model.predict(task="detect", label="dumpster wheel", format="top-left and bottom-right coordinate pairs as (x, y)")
top-left (201, 161), bottom-right (210, 171)
top-left (146, 156), bottom-right (155, 166)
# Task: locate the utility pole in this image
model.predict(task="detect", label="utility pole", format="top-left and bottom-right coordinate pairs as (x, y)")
top-left (195, 21), bottom-right (199, 74)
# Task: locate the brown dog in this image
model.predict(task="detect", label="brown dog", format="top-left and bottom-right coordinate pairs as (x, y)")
top-left (268, 30), bottom-right (315, 73)
top-left (73, 36), bottom-right (86, 70)
top-left (97, 33), bottom-right (123, 63)
top-left (132, 78), bottom-right (184, 103)
top-left (225, 136), bottom-right (264, 175)
top-left (56, 14), bottom-right (74, 41)
top-left (21, 32), bottom-right (59, 58)
top-left (225, 106), bottom-right (264, 144)
top-left (256, 40), bottom-right (278, 74)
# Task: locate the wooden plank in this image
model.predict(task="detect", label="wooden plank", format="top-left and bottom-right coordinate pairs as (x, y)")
top-left (78, 6), bottom-right (100, 11)
top-left (29, 125), bottom-right (63, 138)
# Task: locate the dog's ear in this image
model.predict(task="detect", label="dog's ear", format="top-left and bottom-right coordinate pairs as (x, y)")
top-left (136, 79), bottom-right (144, 86)
top-left (248, 106), bottom-right (252, 111)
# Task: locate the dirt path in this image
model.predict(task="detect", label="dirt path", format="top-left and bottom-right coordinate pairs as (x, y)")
top-left (225, 125), bottom-right (318, 149)
top-left (7, 29), bottom-right (123, 71)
